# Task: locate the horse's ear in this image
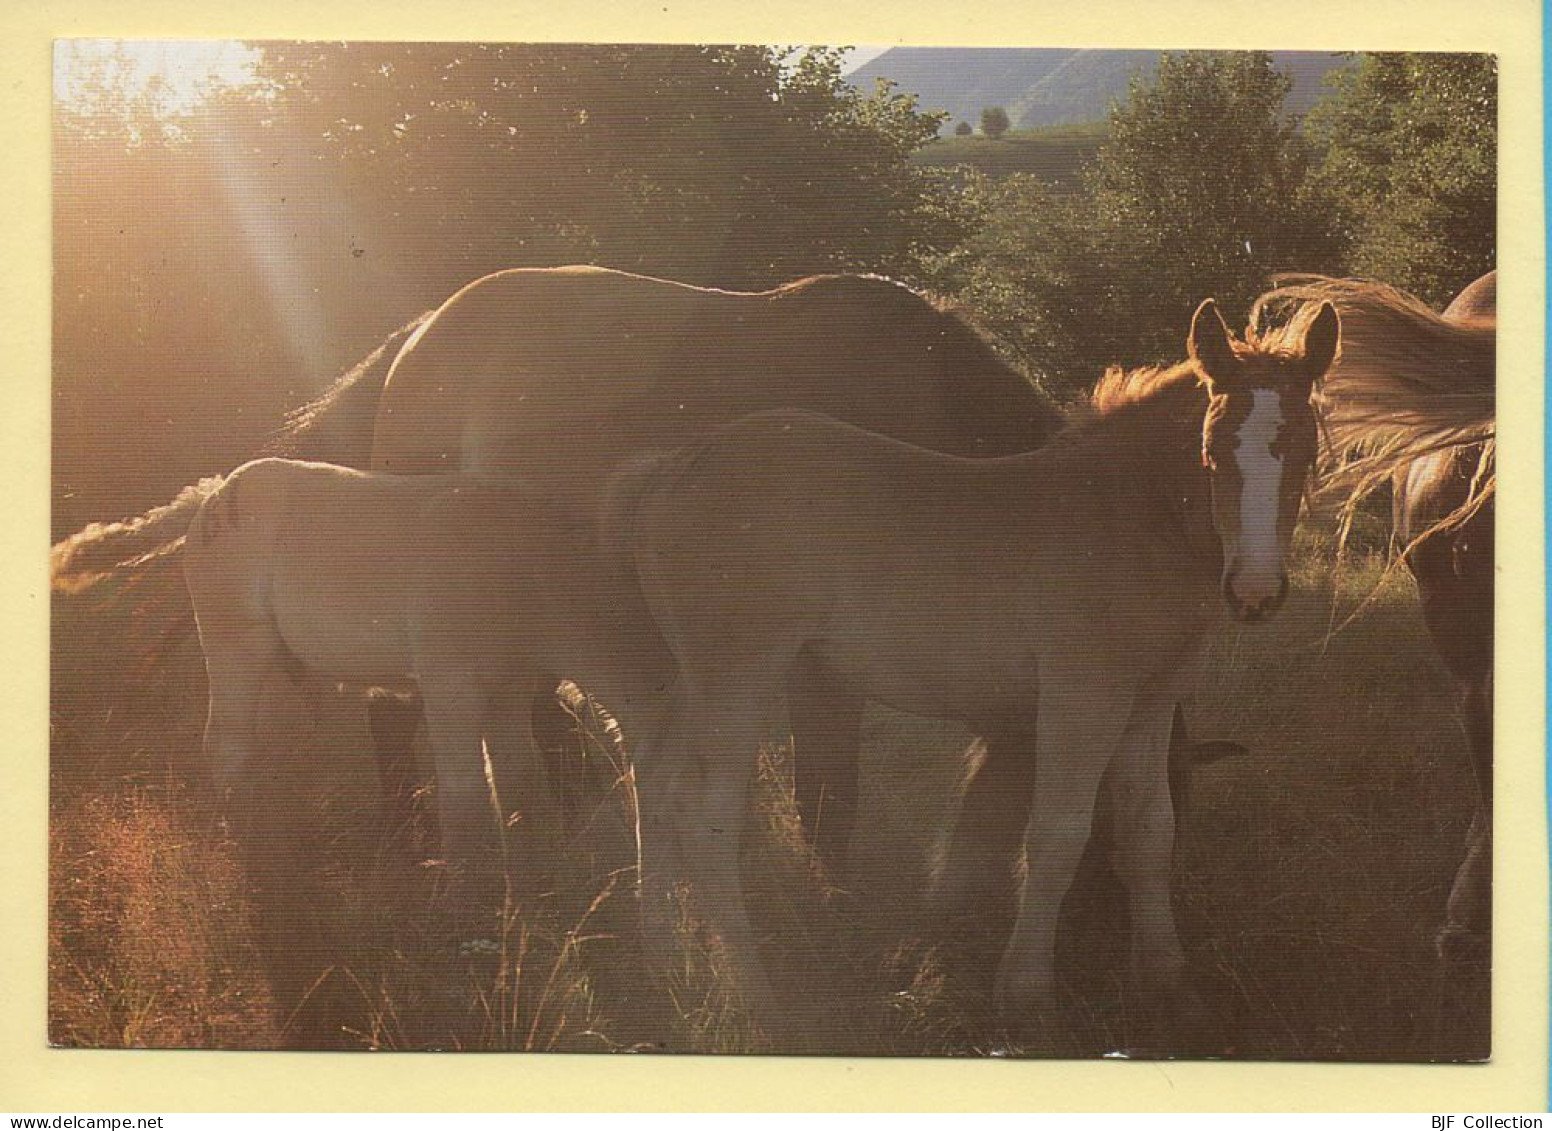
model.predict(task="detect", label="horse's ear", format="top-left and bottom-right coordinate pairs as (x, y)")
top-left (1188, 298), bottom-right (1237, 387)
top-left (1301, 301), bottom-right (1340, 383)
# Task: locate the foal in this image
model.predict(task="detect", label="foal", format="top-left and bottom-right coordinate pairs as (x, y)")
top-left (619, 299), bottom-right (1337, 1035)
top-left (182, 458), bottom-right (670, 874)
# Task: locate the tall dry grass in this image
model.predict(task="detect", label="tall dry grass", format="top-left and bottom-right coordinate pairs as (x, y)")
top-left (48, 528), bottom-right (1484, 1058)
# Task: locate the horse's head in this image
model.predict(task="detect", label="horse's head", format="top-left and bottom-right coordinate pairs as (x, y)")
top-left (1189, 297), bottom-right (1338, 623)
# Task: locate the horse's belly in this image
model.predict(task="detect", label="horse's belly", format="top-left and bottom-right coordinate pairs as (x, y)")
top-left (269, 574), bottom-right (414, 687)
top-left (812, 633), bottom-right (1036, 726)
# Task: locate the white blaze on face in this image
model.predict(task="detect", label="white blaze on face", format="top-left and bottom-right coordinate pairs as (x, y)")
top-left (1229, 389), bottom-right (1288, 595)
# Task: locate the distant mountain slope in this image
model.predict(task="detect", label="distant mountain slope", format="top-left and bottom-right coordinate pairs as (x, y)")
top-left (849, 47), bottom-right (1353, 132)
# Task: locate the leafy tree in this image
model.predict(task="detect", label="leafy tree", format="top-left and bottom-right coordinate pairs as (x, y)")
top-left (251, 43), bottom-right (951, 288)
top-left (1305, 53), bottom-right (1496, 306)
top-left (980, 105), bottom-right (1011, 139)
top-left (923, 52), bottom-right (1341, 393)
top-left (1085, 52), bottom-right (1340, 346)
top-left (54, 43), bottom-right (962, 525)
top-left (954, 120), bottom-right (973, 136)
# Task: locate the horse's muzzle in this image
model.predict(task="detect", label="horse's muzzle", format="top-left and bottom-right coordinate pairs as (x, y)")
top-left (1223, 567), bottom-right (1288, 623)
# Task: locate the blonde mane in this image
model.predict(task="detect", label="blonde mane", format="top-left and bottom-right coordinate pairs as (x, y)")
top-left (1087, 307), bottom-right (1321, 418)
top-left (1090, 362), bottom-right (1199, 415)
top-left (1252, 274), bottom-right (1496, 540)
top-left (1252, 274), bottom-right (1494, 456)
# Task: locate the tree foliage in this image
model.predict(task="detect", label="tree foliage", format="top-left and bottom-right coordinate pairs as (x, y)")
top-left (980, 105), bottom-right (1011, 139)
top-left (1305, 53), bottom-right (1496, 306)
top-left (53, 44), bottom-right (1498, 528)
top-left (53, 44), bottom-right (955, 527)
top-left (924, 52), bottom-right (1341, 393)
top-left (250, 43), bottom-right (951, 288)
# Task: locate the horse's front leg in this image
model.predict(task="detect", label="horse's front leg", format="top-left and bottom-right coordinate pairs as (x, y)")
top-left (1104, 693), bottom-right (1190, 1011)
top-left (1440, 664), bottom-right (1493, 965)
top-left (418, 673), bottom-right (506, 885)
top-left (994, 665), bottom-right (1132, 1031)
top-left (787, 651), bottom-right (864, 879)
top-left (926, 731), bottom-right (1036, 926)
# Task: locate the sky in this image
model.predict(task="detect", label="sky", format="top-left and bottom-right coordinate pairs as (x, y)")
top-left (839, 46), bottom-right (891, 73)
top-left (54, 41), bottom-right (894, 112)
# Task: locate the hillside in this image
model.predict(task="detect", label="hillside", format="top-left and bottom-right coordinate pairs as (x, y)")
top-left (910, 121), bottom-right (1106, 191)
top-left (850, 47), bottom-right (1353, 133)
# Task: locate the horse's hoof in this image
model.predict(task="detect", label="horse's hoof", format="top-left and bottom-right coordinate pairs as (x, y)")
top-left (1188, 740), bottom-right (1248, 765)
top-left (1118, 981), bottom-right (1224, 1058)
top-left (992, 978), bottom-right (1071, 1046)
top-left (1435, 923), bottom-right (1490, 973)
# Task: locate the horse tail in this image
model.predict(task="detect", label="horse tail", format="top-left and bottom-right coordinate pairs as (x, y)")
top-left (53, 313), bottom-right (429, 602)
top-left (266, 310), bottom-right (434, 466)
top-left (50, 475), bottom-right (226, 595)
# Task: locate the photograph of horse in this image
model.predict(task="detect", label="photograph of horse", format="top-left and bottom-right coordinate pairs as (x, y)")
top-left (615, 299), bottom-right (1335, 1048)
top-left (49, 42), bottom-right (1495, 1059)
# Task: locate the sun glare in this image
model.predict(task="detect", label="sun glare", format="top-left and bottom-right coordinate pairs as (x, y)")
top-left (54, 39), bottom-right (258, 114)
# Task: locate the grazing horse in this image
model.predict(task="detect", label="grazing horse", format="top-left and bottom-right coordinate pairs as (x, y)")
top-left (1252, 273), bottom-right (1494, 968)
top-left (174, 457), bottom-right (671, 873)
top-left (615, 299), bottom-right (1338, 1034)
top-left (51, 265), bottom-right (1228, 889)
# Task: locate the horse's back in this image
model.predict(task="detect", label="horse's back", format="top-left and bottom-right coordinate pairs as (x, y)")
top-left (1445, 271), bottom-right (1496, 324)
top-left (370, 266), bottom-right (1059, 487)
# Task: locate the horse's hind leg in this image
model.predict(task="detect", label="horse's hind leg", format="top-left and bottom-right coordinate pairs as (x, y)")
top-left (366, 690), bottom-right (427, 845)
top-left (198, 620), bottom-right (298, 805)
top-left (1446, 666), bottom-right (1493, 941)
top-left (635, 690), bottom-right (780, 1044)
top-left (1425, 663), bottom-right (1492, 1059)
top-left (418, 674), bottom-right (506, 887)
top-left (1439, 666), bottom-right (1492, 965)
top-left (926, 731), bottom-right (1036, 928)
top-left (787, 652), bottom-right (864, 878)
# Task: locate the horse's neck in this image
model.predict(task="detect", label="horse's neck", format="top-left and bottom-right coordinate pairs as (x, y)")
top-left (1041, 385), bottom-right (1219, 564)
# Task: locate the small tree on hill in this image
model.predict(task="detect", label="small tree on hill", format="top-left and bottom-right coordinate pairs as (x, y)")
top-left (980, 105), bottom-right (1011, 139)
top-left (954, 120), bottom-right (973, 136)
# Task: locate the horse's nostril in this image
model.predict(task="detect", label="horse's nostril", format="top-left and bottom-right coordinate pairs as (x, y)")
top-left (1221, 567), bottom-right (1240, 606)
top-left (1264, 576), bottom-right (1289, 613)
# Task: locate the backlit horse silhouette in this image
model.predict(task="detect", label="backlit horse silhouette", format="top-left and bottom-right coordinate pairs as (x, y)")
top-left (614, 299), bottom-right (1337, 1033)
top-left (178, 458), bottom-right (670, 876)
top-left (51, 266), bottom-right (1230, 894)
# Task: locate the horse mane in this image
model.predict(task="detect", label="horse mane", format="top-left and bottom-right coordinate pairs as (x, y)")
top-left (1251, 274), bottom-right (1495, 456)
top-left (1088, 301), bottom-right (1331, 420)
top-left (1090, 362), bottom-right (1199, 416)
top-left (1252, 274), bottom-right (1497, 536)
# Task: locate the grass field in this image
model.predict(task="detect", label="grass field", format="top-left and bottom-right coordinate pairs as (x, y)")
top-left (911, 122), bottom-right (1108, 189)
top-left (47, 526), bottom-right (1486, 1058)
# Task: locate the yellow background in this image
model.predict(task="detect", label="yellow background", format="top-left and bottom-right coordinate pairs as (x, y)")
top-left (2, 0), bottom-right (1544, 1112)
